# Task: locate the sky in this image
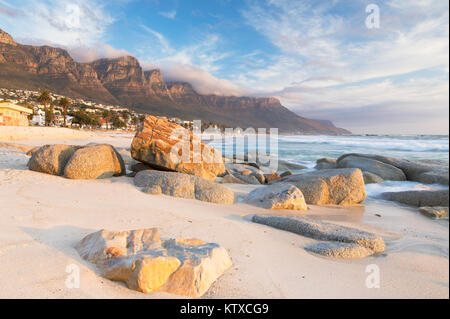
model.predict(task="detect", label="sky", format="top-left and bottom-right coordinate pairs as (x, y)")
top-left (0, 0), bottom-right (448, 134)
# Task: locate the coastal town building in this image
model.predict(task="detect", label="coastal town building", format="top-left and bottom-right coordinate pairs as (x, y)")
top-left (0, 102), bottom-right (33, 126)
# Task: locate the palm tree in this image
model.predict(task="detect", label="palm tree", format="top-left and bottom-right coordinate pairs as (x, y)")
top-left (58, 97), bottom-right (71, 127)
top-left (102, 110), bottom-right (111, 130)
top-left (37, 90), bottom-right (52, 126)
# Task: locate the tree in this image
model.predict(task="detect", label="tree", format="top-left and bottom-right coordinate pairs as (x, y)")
top-left (102, 110), bottom-right (111, 130)
top-left (58, 97), bottom-right (71, 127)
top-left (37, 90), bottom-right (52, 126)
top-left (45, 105), bottom-right (55, 126)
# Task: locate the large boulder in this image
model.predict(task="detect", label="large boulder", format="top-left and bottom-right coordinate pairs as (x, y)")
top-left (28, 144), bottom-right (80, 176)
top-left (243, 183), bottom-right (307, 210)
top-left (337, 155), bottom-right (406, 181)
top-left (131, 116), bottom-right (225, 181)
top-left (315, 158), bottom-right (337, 170)
top-left (363, 171), bottom-right (384, 184)
top-left (277, 160), bottom-right (307, 172)
top-left (134, 170), bottom-right (235, 204)
top-left (75, 229), bottom-right (232, 297)
top-left (381, 189), bottom-right (449, 207)
top-left (276, 168), bottom-right (366, 205)
top-left (338, 154), bottom-right (449, 185)
top-left (64, 144), bottom-right (126, 180)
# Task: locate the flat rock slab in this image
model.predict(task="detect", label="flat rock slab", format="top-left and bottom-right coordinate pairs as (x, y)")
top-left (305, 242), bottom-right (374, 259)
top-left (252, 215), bottom-right (385, 255)
top-left (382, 190), bottom-right (449, 207)
top-left (75, 229), bottom-right (232, 297)
top-left (135, 170), bottom-right (235, 204)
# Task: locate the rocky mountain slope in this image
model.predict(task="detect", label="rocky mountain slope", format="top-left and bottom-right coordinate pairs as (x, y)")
top-left (0, 29), bottom-right (350, 134)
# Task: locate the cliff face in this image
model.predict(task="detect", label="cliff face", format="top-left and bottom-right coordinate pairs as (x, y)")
top-left (0, 29), bottom-right (350, 134)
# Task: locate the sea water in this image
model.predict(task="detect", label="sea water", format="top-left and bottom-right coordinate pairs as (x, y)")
top-left (207, 134), bottom-right (449, 198)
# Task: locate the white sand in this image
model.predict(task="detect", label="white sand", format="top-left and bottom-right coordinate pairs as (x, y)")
top-left (0, 129), bottom-right (448, 299)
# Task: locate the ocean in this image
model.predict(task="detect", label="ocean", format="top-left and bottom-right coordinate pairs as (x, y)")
top-left (208, 134), bottom-right (449, 199)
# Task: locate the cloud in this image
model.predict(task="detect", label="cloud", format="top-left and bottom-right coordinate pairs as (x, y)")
top-left (0, 0), bottom-right (114, 47)
top-left (159, 62), bottom-right (246, 96)
top-left (158, 10), bottom-right (176, 19)
top-left (239, 0), bottom-right (449, 133)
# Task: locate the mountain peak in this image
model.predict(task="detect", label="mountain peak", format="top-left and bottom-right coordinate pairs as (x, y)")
top-left (0, 29), bottom-right (17, 46)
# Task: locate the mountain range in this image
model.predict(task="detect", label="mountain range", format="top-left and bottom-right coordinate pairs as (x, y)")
top-left (0, 29), bottom-right (350, 134)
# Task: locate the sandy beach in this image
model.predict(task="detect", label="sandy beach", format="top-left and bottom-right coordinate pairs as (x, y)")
top-left (0, 127), bottom-right (448, 299)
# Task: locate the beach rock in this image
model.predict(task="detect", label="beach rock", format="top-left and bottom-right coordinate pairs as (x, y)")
top-left (305, 242), bottom-right (375, 259)
top-left (280, 170), bottom-right (293, 178)
top-left (28, 144), bottom-right (80, 176)
top-left (252, 215), bottom-right (385, 254)
top-left (418, 207), bottom-right (449, 219)
top-left (381, 190), bottom-right (449, 207)
top-left (75, 229), bottom-right (232, 297)
top-left (130, 162), bottom-right (154, 173)
top-left (235, 174), bottom-right (261, 185)
top-left (244, 183), bottom-right (307, 210)
top-left (338, 153), bottom-right (449, 185)
top-left (131, 116), bottom-right (225, 181)
top-left (277, 160), bottom-right (308, 172)
top-left (25, 146), bottom-right (41, 157)
top-left (277, 168), bottom-right (366, 205)
top-left (315, 158), bottom-right (337, 170)
top-left (363, 171), bottom-right (384, 184)
top-left (64, 144), bottom-right (126, 180)
top-left (252, 171), bottom-right (266, 184)
top-left (264, 172), bottom-right (281, 184)
top-left (135, 170), bottom-right (235, 204)
top-left (338, 155), bottom-right (406, 181)
top-left (220, 173), bottom-right (246, 184)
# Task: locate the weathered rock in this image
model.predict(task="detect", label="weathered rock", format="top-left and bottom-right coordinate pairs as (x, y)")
top-left (305, 242), bottom-right (375, 259)
top-left (418, 207), bottom-right (449, 219)
top-left (220, 173), bottom-right (246, 184)
top-left (243, 183), bottom-right (307, 210)
top-left (381, 190), bottom-right (449, 207)
top-left (64, 144), bottom-right (126, 180)
top-left (235, 174), bottom-right (261, 185)
top-left (338, 153), bottom-right (449, 185)
top-left (28, 144), bottom-right (80, 176)
top-left (363, 171), bottom-right (384, 184)
top-left (75, 229), bottom-right (232, 297)
top-left (264, 172), bottom-right (281, 184)
top-left (25, 146), bottom-right (41, 157)
top-left (280, 170), bottom-right (293, 178)
top-left (277, 160), bottom-right (307, 172)
top-left (131, 116), bottom-right (225, 181)
top-left (135, 170), bottom-right (235, 204)
top-left (315, 158), bottom-right (337, 170)
top-left (252, 171), bottom-right (266, 184)
top-left (252, 215), bottom-right (385, 254)
top-left (337, 155), bottom-right (406, 181)
top-left (277, 168), bottom-right (366, 205)
top-left (130, 162), bottom-right (154, 173)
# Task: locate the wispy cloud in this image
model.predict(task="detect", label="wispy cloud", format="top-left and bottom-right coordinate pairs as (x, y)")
top-left (158, 10), bottom-right (176, 20)
top-left (238, 0), bottom-right (449, 133)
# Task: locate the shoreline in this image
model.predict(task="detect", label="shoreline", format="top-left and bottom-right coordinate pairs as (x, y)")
top-left (0, 129), bottom-right (448, 299)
